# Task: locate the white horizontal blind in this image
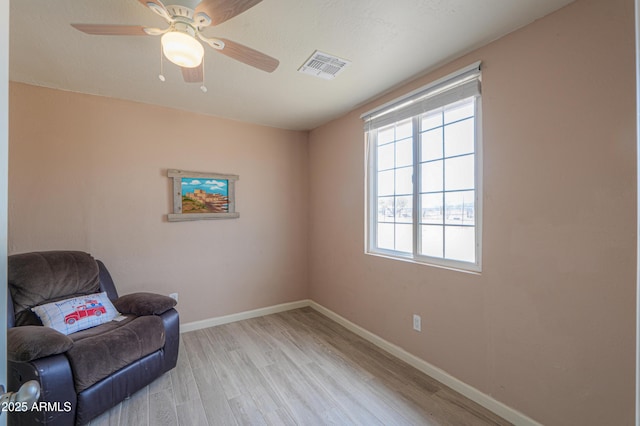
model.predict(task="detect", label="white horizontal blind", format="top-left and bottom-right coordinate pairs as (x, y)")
top-left (362, 62), bottom-right (481, 131)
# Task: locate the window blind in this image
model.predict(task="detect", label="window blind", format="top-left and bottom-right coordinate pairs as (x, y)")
top-left (362, 61), bottom-right (481, 131)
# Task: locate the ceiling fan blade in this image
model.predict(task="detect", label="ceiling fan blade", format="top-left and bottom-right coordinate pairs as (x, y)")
top-left (196, 0), bottom-right (263, 26)
top-left (215, 38), bottom-right (279, 73)
top-left (181, 64), bottom-right (204, 83)
top-left (71, 24), bottom-right (149, 36)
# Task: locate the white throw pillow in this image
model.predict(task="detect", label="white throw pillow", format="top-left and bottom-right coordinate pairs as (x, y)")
top-left (31, 292), bottom-right (119, 335)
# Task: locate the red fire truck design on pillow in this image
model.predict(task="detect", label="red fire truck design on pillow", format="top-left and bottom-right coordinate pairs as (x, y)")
top-left (64, 299), bottom-right (106, 325)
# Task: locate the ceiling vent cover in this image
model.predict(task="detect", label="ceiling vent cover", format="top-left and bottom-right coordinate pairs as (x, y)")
top-left (298, 50), bottom-right (350, 80)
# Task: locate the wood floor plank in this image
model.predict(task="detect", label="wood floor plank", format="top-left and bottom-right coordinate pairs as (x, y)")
top-left (200, 392), bottom-right (238, 426)
top-left (302, 361), bottom-right (386, 425)
top-left (433, 387), bottom-right (512, 426)
top-left (149, 389), bottom-right (179, 426)
top-left (118, 386), bottom-right (149, 426)
top-left (262, 347), bottom-right (358, 425)
top-left (260, 357), bottom-right (331, 424)
top-left (234, 319), bottom-right (276, 368)
top-left (226, 349), bottom-right (284, 416)
top-left (200, 341), bottom-right (244, 400)
top-left (191, 360), bottom-right (238, 426)
top-left (170, 364), bottom-right (200, 406)
top-left (87, 307), bottom-right (511, 426)
top-left (266, 313), bottom-right (377, 383)
top-left (259, 322), bottom-right (315, 367)
top-left (227, 394), bottom-right (269, 425)
top-left (192, 365), bottom-right (225, 401)
top-left (263, 407), bottom-right (297, 426)
top-left (175, 398), bottom-right (208, 426)
top-left (170, 335), bottom-right (201, 405)
top-left (148, 371), bottom-right (173, 395)
top-left (182, 330), bottom-right (215, 371)
top-left (204, 322), bottom-right (241, 352)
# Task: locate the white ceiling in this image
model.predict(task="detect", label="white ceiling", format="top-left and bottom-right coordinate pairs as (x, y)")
top-left (10, 0), bottom-right (574, 131)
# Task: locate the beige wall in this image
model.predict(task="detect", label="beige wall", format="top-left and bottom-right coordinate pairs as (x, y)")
top-left (8, 83), bottom-right (309, 324)
top-left (308, 0), bottom-right (636, 424)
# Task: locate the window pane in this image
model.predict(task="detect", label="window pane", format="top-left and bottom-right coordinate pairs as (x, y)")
top-left (377, 197), bottom-right (394, 222)
top-left (421, 128), bottom-right (443, 162)
top-left (444, 118), bottom-right (474, 158)
top-left (395, 166), bottom-right (413, 195)
top-left (420, 225), bottom-right (443, 258)
top-left (395, 224), bottom-right (412, 253)
top-left (395, 195), bottom-right (412, 223)
top-left (445, 191), bottom-right (475, 225)
top-left (367, 71), bottom-right (480, 271)
top-left (378, 223), bottom-right (394, 250)
top-left (444, 226), bottom-right (475, 263)
top-left (396, 139), bottom-right (413, 167)
top-left (396, 119), bottom-right (413, 140)
top-left (378, 126), bottom-right (395, 145)
top-left (444, 98), bottom-right (474, 124)
top-left (422, 109), bottom-right (443, 130)
top-left (421, 160), bottom-right (443, 192)
top-left (444, 155), bottom-right (474, 191)
top-left (378, 169), bottom-right (394, 196)
top-left (420, 193), bottom-right (443, 224)
top-left (377, 143), bottom-right (394, 171)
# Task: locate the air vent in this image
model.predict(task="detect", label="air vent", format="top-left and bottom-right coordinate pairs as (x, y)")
top-left (298, 50), bottom-right (350, 80)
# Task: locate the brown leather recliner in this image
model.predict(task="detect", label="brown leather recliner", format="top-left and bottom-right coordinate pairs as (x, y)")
top-left (6, 251), bottom-right (180, 425)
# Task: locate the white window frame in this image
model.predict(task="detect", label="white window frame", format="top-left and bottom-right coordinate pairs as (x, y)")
top-left (363, 62), bottom-right (482, 272)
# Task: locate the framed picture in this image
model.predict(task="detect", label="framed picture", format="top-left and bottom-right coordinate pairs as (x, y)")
top-left (167, 169), bottom-right (239, 221)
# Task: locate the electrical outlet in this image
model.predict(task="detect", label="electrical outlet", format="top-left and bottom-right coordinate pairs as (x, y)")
top-left (169, 293), bottom-right (178, 302)
top-left (413, 314), bottom-right (421, 332)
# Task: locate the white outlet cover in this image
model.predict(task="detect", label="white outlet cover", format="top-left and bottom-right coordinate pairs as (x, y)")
top-left (413, 314), bottom-right (421, 331)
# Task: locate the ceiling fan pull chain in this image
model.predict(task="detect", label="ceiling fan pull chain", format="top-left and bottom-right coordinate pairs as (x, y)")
top-left (158, 43), bottom-right (166, 82)
top-left (200, 58), bottom-right (207, 93)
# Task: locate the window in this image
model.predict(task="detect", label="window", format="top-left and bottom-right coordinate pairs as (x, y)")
top-left (364, 62), bottom-right (482, 272)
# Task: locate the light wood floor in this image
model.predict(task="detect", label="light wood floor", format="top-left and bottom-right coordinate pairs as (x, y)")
top-left (89, 307), bottom-right (510, 426)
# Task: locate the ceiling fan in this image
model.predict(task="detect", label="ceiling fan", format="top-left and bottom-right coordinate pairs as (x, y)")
top-left (71, 0), bottom-right (279, 86)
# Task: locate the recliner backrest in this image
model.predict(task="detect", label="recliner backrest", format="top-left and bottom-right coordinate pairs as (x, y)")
top-left (97, 260), bottom-right (119, 301)
top-left (8, 251), bottom-right (101, 326)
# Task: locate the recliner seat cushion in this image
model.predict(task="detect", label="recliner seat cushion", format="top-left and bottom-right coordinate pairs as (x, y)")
top-left (65, 315), bottom-right (166, 392)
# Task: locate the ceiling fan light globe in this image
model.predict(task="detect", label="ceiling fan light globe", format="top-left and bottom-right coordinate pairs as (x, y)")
top-left (161, 31), bottom-right (204, 68)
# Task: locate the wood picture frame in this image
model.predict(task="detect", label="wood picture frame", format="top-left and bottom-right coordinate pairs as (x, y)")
top-left (167, 169), bottom-right (239, 222)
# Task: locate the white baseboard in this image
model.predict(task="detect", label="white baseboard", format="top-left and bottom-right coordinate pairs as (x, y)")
top-left (180, 299), bottom-right (311, 333)
top-left (181, 299), bottom-right (540, 426)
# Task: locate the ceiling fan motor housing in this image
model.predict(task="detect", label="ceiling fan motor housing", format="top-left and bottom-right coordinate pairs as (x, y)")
top-left (151, 3), bottom-right (212, 30)
top-left (171, 21), bottom-right (197, 38)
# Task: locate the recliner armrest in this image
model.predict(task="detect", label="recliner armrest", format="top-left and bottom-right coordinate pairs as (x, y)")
top-left (159, 308), bottom-right (180, 373)
top-left (113, 292), bottom-right (177, 316)
top-left (8, 354), bottom-right (77, 426)
top-left (8, 326), bottom-right (74, 363)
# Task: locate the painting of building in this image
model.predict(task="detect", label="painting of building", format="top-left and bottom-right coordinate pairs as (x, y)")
top-left (181, 178), bottom-right (229, 213)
